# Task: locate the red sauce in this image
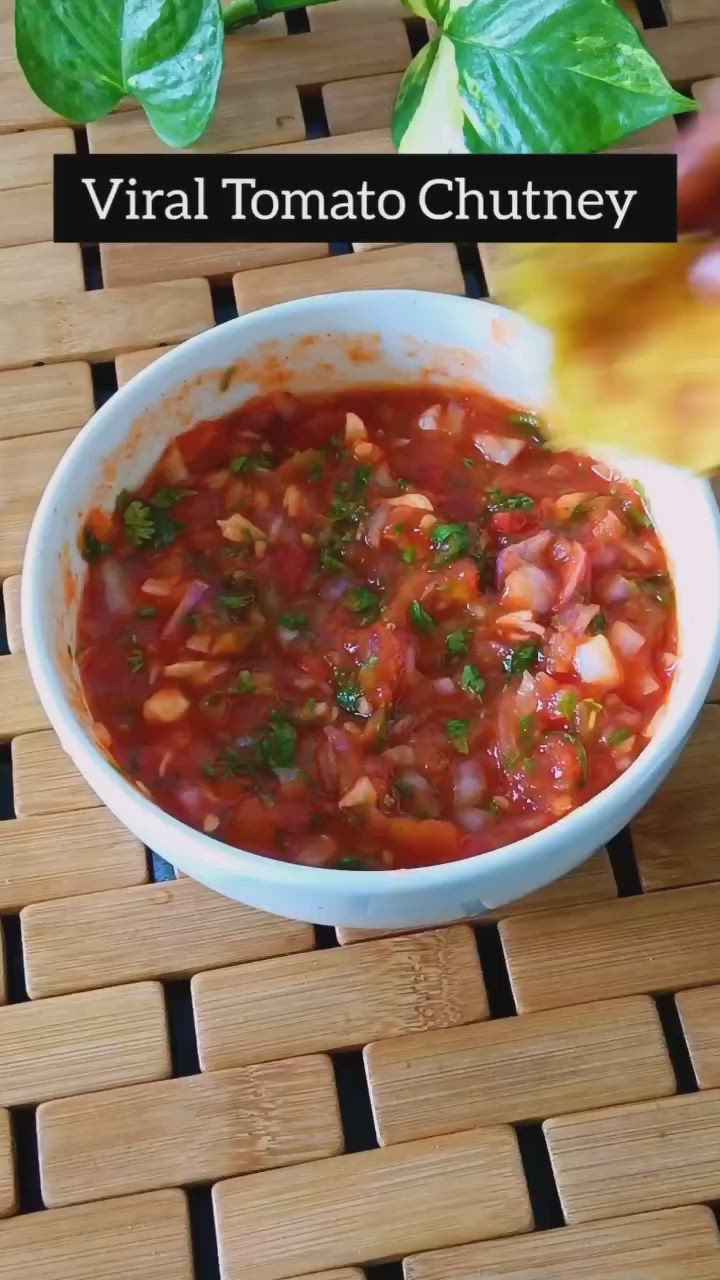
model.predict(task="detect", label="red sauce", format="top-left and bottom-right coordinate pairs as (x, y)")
top-left (77, 385), bottom-right (677, 871)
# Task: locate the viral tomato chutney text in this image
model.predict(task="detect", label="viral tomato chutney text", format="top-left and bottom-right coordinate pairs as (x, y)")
top-left (77, 385), bottom-right (676, 871)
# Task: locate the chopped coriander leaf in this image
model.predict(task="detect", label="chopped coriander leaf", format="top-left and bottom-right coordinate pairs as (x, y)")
top-left (123, 501), bottom-right (155, 547)
top-left (461, 664), bottom-right (485, 697)
top-left (569, 500), bottom-right (593, 521)
top-left (588, 610), bottom-right (607, 635)
top-left (621, 496), bottom-right (653, 531)
top-left (136, 605), bottom-right (158, 617)
top-left (257, 712), bottom-right (297, 769)
top-left (218, 587), bottom-right (254, 618)
top-left (507, 410), bottom-right (545, 444)
top-left (519, 712), bottom-right (536, 743)
top-left (447, 718), bottom-right (471, 754)
top-left (309, 458), bottom-right (324, 482)
top-left (430, 522), bottom-right (470, 566)
top-left (345, 586), bottom-right (381, 626)
top-left (210, 744), bottom-right (258, 780)
top-left (446, 628), bottom-right (471, 657)
top-left (334, 670), bottom-right (362, 715)
top-left (115, 488), bottom-right (132, 513)
top-left (502, 643), bottom-right (540, 679)
top-left (397, 478), bottom-right (411, 492)
top-left (607, 726), bottom-right (633, 747)
top-left (487, 488), bottom-right (535, 512)
top-left (337, 855), bottom-right (374, 870)
top-left (229, 452), bottom-right (273, 474)
top-left (393, 523), bottom-right (407, 535)
top-left (330, 490), bottom-right (366, 526)
top-left (639, 573), bottom-right (673, 607)
top-left (233, 670), bottom-right (255, 693)
top-left (151, 485), bottom-right (194, 509)
top-left (278, 612), bottom-right (309, 632)
top-left (353, 463), bottom-right (372, 491)
top-left (409, 600), bottom-right (435, 632)
top-left (505, 749), bottom-right (521, 769)
top-left (462, 457), bottom-right (475, 469)
top-left (81, 527), bottom-right (110, 562)
top-left (127, 649), bottom-right (145, 673)
top-left (558, 689), bottom-right (578, 717)
top-left (401, 547), bottom-right (416, 564)
top-left (544, 730), bottom-right (588, 786)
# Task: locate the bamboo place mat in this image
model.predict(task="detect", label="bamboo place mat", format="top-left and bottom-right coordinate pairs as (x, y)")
top-left (2, 2), bottom-right (720, 1278)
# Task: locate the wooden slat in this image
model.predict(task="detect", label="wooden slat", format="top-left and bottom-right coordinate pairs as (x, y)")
top-left (0, 126), bottom-right (74, 191)
top-left (663, 0), bottom-right (719, 20)
top-left (287, 1274), bottom-right (363, 1280)
top-left (233, 243), bottom-right (464, 312)
top-left (22, 877), bottom-right (316, 998)
top-left (0, 1111), bottom-right (14, 1219)
top-left (693, 77), bottom-right (720, 109)
top-left (404, 1205), bottom-right (720, 1280)
top-left (0, 1188), bottom-right (194, 1280)
top-left (88, 84), bottom-right (304, 155)
top-left (0, 183), bottom-right (53, 247)
top-left (116, 345), bottom-right (175, 386)
top-left (612, 117), bottom-right (678, 151)
top-left (1, 502), bottom-right (43, 580)
top-left (645, 21), bottom-right (720, 86)
top-left (1, 577), bottom-right (20, 654)
top-left (0, 925), bottom-right (5, 1006)
top-left (12, 730), bottom-right (99, 817)
top-left (0, 362), bottom-right (93, 442)
top-left (0, 33), bottom-right (65, 133)
top-left (0, 653), bottom-right (47, 736)
top-left (213, 1128), bottom-right (532, 1280)
top-left (39, 1055), bottom-right (342, 1207)
top-left (676, 986), bottom-right (720, 1088)
top-left (337, 851), bottom-right (616, 943)
top-left (633, 705), bottom-right (720, 890)
top-left (221, 22), bottom-right (410, 89)
top-left (0, 982), bottom-right (170, 1107)
top-left (309, 0), bottom-right (406, 28)
top-left (365, 995), bottom-right (674, 1146)
top-left (249, 127), bottom-right (393, 156)
top-left (0, 241), bottom-right (83, 304)
top-left (193, 926), bottom-right (487, 1071)
top-left (0, 808), bottom-right (148, 912)
top-left (323, 73), bottom-right (401, 135)
top-left (545, 1090), bottom-right (720, 1223)
top-left (0, 278), bottom-right (214, 371)
top-left (501, 883), bottom-right (720, 1012)
top-left (101, 241), bottom-right (328, 289)
top-left (0, 425), bottom-right (77, 504)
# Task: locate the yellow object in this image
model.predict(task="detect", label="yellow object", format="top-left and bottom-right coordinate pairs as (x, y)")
top-left (495, 241), bottom-right (720, 474)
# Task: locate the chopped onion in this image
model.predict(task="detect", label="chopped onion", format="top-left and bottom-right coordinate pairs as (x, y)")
top-left (162, 580), bottom-right (209, 639)
top-left (473, 433), bottom-right (525, 466)
top-left (453, 759), bottom-right (487, 808)
top-left (603, 573), bottom-right (634, 604)
top-left (143, 688), bottom-right (190, 723)
top-left (345, 411), bottom-right (367, 443)
top-left (554, 603), bottom-right (600, 635)
top-left (573, 635), bottom-right (621, 689)
top-left (639, 673), bottom-right (660, 695)
top-left (338, 776), bottom-right (377, 808)
top-left (496, 530), bottom-right (552, 586)
top-left (502, 564), bottom-right (556, 613)
top-left (495, 611), bottom-right (546, 638)
top-left (553, 537), bottom-right (589, 607)
top-left (418, 404), bottom-right (442, 431)
top-left (100, 559), bottom-right (132, 616)
top-left (609, 619), bottom-right (645, 657)
top-left (296, 834), bottom-right (338, 867)
top-left (433, 677), bottom-right (455, 695)
top-left (386, 493), bottom-right (434, 511)
top-left (366, 502), bottom-right (389, 548)
top-left (456, 809), bottom-right (491, 832)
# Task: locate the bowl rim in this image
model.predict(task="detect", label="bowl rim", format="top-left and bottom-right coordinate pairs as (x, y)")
top-left (21, 288), bottom-right (720, 899)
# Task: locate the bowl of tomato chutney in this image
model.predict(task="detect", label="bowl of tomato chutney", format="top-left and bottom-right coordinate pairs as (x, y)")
top-left (21, 291), bottom-right (720, 928)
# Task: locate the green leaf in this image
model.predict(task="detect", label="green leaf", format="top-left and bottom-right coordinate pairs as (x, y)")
top-left (446, 718), bottom-right (471, 754)
top-left (409, 600), bottom-right (436, 633)
top-left (15, 0), bottom-right (223, 147)
top-left (393, 0), bottom-right (694, 155)
top-left (460, 664), bottom-right (485, 697)
top-left (278, 612), bottom-right (309, 632)
top-left (446, 628), bottom-right (471, 656)
top-left (430, 522), bottom-right (469, 566)
top-left (230, 452), bottom-right (274, 474)
top-left (345, 587), bottom-right (381, 627)
top-left (502, 642), bottom-right (540, 679)
top-left (486, 488), bottom-right (535, 512)
top-left (333, 670), bottom-right (363, 716)
top-left (81, 527), bottom-right (111, 562)
top-left (257, 712), bottom-right (297, 770)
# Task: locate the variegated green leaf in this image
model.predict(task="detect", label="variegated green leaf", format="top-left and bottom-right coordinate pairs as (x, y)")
top-left (395, 0), bottom-right (694, 154)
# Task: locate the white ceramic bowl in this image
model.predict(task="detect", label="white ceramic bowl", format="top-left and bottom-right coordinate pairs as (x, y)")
top-left (22, 291), bottom-right (720, 929)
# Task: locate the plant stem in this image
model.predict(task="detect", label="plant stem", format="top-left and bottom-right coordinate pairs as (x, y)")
top-left (223, 0), bottom-right (341, 31)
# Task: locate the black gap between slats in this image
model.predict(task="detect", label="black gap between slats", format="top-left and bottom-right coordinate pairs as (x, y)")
top-left (187, 1186), bottom-right (222, 1280)
top-left (332, 1050), bottom-right (379, 1152)
top-left (211, 285), bottom-right (240, 326)
top-left (2, 916), bottom-right (27, 1003)
top-left (367, 1264), bottom-right (404, 1280)
top-left (315, 923), bottom-right (340, 948)
top-left (635, 0), bottom-right (668, 27)
top-left (474, 922), bottom-right (517, 1019)
top-left (0, 595), bottom-right (9, 656)
top-left (151, 850), bottom-right (177, 882)
top-left (81, 244), bottom-right (104, 291)
top-left (298, 85), bottom-right (330, 140)
top-left (10, 1109), bottom-right (44, 1213)
top-left (655, 994), bottom-right (699, 1093)
top-left (163, 980), bottom-right (200, 1077)
top-left (286, 6), bottom-right (310, 34)
top-left (405, 15), bottom-right (430, 57)
top-left (91, 362), bottom-right (119, 410)
top-left (607, 825), bottom-right (644, 897)
top-left (0, 745), bottom-right (14, 821)
top-left (515, 1123), bottom-right (565, 1230)
top-left (457, 242), bottom-right (487, 299)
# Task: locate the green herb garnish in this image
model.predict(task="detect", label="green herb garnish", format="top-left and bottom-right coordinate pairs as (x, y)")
top-left (588, 610), bottom-right (607, 635)
top-left (151, 485), bottom-right (193, 508)
top-left (401, 546), bottom-right (416, 564)
top-left (502, 643), bottom-right (540, 679)
top-left (460, 664), bottom-right (485, 697)
top-left (607, 726), bottom-right (633, 747)
top-left (81, 527), bottom-right (110, 562)
top-left (127, 649), bottom-right (145, 673)
top-left (462, 457), bottom-right (476, 469)
top-left (507, 410), bottom-right (545, 443)
top-left (346, 587), bottom-right (381, 627)
top-left (233, 670), bottom-right (255, 693)
top-left (230, 452), bottom-right (273, 474)
top-left (446, 628), bottom-right (471, 657)
top-left (334, 670), bottom-right (362, 715)
top-left (218, 586), bottom-right (254, 619)
top-left (278, 612), bottom-right (309, 632)
top-left (639, 574), bottom-right (673, 607)
top-left (257, 712), bottom-right (297, 769)
top-left (430, 522), bottom-right (469, 566)
top-left (558, 689), bottom-right (578, 718)
top-left (123, 499), bottom-right (182, 550)
top-left (447, 718), bottom-right (471, 754)
top-left (136, 605), bottom-right (158, 617)
top-left (487, 488), bottom-right (535, 512)
top-left (409, 600), bottom-right (435, 632)
top-left (337, 855), bottom-right (374, 870)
